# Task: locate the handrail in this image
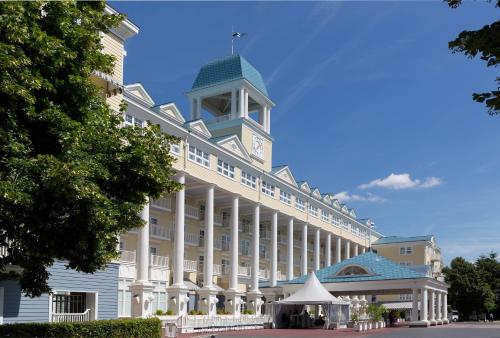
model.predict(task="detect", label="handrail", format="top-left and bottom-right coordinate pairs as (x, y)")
top-left (119, 250), bottom-right (136, 264)
top-left (52, 309), bottom-right (91, 323)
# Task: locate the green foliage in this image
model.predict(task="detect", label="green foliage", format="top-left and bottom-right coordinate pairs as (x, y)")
top-left (445, 0), bottom-right (500, 115)
top-left (0, 1), bottom-right (180, 297)
top-left (188, 310), bottom-right (206, 315)
top-left (242, 309), bottom-right (254, 315)
top-left (366, 304), bottom-right (387, 322)
top-left (216, 308), bottom-right (231, 315)
top-left (443, 253), bottom-right (499, 319)
top-left (154, 309), bottom-right (165, 316)
top-left (165, 309), bottom-right (174, 315)
top-left (0, 318), bottom-right (162, 338)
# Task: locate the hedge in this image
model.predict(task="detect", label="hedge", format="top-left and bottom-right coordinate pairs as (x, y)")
top-left (0, 317), bottom-right (162, 338)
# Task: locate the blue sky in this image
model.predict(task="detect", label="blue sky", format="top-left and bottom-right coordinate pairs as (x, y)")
top-left (111, 1), bottom-right (500, 264)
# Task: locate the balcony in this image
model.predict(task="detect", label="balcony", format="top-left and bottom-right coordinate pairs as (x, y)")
top-left (277, 270), bottom-right (287, 281)
top-left (150, 254), bottom-right (169, 268)
top-left (238, 266), bottom-right (250, 277)
top-left (185, 204), bottom-right (200, 220)
top-left (52, 309), bottom-right (91, 323)
top-left (150, 254), bottom-right (169, 281)
top-left (214, 213), bottom-right (223, 226)
top-left (119, 250), bottom-right (136, 264)
top-left (185, 232), bottom-right (198, 246)
top-left (184, 259), bottom-right (197, 272)
top-left (259, 268), bottom-right (269, 280)
top-left (293, 240), bottom-right (301, 248)
top-left (150, 197), bottom-right (172, 211)
top-left (260, 230), bottom-right (271, 240)
top-left (119, 250), bottom-right (137, 279)
top-left (150, 224), bottom-right (171, 240)
top-left (197, 263), bottom-right (222, 276)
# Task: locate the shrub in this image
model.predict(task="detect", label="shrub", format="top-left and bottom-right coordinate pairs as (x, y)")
top-left (242, 309), bottom-right (254, 315)
top-left (0, 318), bottom-right (162, 338)
top-left (165, 309), bottom-right (174, 315)
top-left (155, 309), bottom-right (165, 316)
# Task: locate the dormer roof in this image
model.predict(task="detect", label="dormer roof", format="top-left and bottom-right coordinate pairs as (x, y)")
top-left (184, 119), bottom-right (212, 138)
top-left (272, 165), bottom-right (298, 187)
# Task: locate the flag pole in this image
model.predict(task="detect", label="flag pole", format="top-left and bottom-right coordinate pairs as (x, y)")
top-left (231, 24), bottom-right (234, 55)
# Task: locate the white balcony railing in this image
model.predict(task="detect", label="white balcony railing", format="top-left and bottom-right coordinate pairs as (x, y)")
top-left (277, 270), bottom-right (287, 281)
top-left (260, 230), bottom-right (271, 240)
top-left (185, 232), bottom-right (198, 246)
top-left (52, 309), bottom-right (91, 323)
top-left (119, 250), bottom-right (136, 264)
top-left (259, 268), bottom-right (270, 280)
top-left (184, 259), bottom-right (197, 272)
top-left (213, 264), bottom-right (222, 275)
top-left (293, 240), bottom-right (301, 248)
top-left (214, 213), bottom-right (223, 226)
top-left (238, 266), bottom-right (250, 277)
top-left (185, 204), bottom-right (199, 220)
top-left (278, 234), bottom-right (287, 244)
top-left (150, 224), bottom-right (171, 240)
top-left (214, 239), bottom-right (224, 251)
top-left (150, 197), bottom-right (172, 211)
top-left (150, 254), bottom-right (169, 268)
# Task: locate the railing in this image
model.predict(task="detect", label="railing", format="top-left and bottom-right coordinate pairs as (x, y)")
top-left (185, 232), bottom-right (198, 246)
top-left (213, 264), bottom-right (222, 275)
top-left (169, 314), bottom-right (270, 333)
top-left (185, 204), bottom-right (199, 219)
top-left (52, 309), bottom-right (91, 323)
top-left (259, 268), bottom-right (270, 280)
top-left (293, 240), bottom-right (301, 248)
top-left (119, 250), bottom-right (136, 264)
top-left (277, 270), bottom-right (287, 281)
top-left (205, 113), bottom-right (233, 125)
top-left (222, 264), bottom-right (230, 275)
top-left (150, 197), bottom-right (171, 211)
top-left (238, 266), bottom-right (250, 276)
top-left (214, 213), bottom-right (223, 226)
top-left (150, 254), bottom-right (169, 268)
top-left (184, 259), bottom-right (197, 272)
top-left (260, 230), bottom-right (271, 240)
top-left (278, 234), bottom-right (287, 244)
top-left (150, 224), bottom-right (171, 240)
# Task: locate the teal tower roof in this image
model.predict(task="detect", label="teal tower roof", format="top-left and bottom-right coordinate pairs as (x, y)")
top-left (191, 54), bottom-right (269, 97)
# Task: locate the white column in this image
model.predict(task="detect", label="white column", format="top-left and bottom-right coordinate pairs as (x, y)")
top-left (190, 98), bottom-right (196, 120)
top-left (287, 217), bottom-right (294, 280)
top-left (443, 293), bottom-right (448, 323)
top-left (336, 236), bottom-right (341, 263)
top-left (229, 195), bottom-right (239, 290)
top-left (244, 89), bottom-right (249, 118)
top-left (325, 233), bottom-right (331, 267)
top-left (263, 106), bottom-right (269, 133)
top-left (173, 173), bottom-right (185, 287)
top-left (231, 89), bottom-right (237, 117)
top-left (313, 228), bottom-right (320, 271)
top-left (429, 289), bottom-right (435, 323)
top-left (421, 288), bottom-right (429, 323)
top-left (137, 200), bottom-right (150, 282)
top-left (196, 97), bottom-right (202, 120)
top-left (239, 88), bottom-right (245, 118)
top-left (436, 292), bottom-right (442, 321)
top-left (301, 223), bottom-right (308, 275)
top-left (204, 185), bottom-right (214, 288)
top-left (251, 204), bottom-right (260, 291)
top-left (345, 239), bottom-right (350, 260)
top-left (411, 288), bottom-right (419, 321)
top-left (266, 107), bottom-right (271, 133)
top-left (270, 211), bottom-right (278, 287)
top-left (361, 246), bottom-right (366, 254)
top-left (354, 243), bottom-right (359, 256)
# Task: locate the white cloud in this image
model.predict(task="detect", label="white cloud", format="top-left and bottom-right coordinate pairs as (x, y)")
top-left (332, 191), bottom-right (386, 203)
top-left (358, 173), bottom-right (442, 190)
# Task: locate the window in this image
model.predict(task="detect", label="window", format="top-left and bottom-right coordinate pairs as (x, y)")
top-left (170, 143), bottom-right (180, 155)
top-left (150, 246), bottom-right (158, 256)
top-left (400, 293), bottom-right (412, 301)
top-left (280, 191), bottom-right (292, 205)
top-left (217, 159), bottom-right (235, 179)
top-left (239, 240), bottom-right (250, 256)
top-left (259, 244), bottom-right (268, 259)
top-left (134, 118), bottom-right (143, 128)
top-left (308, 204), bottom-right (318, 217)
top-left (399, 261), bottom-right (412, 266)
top-left (321, 210), bottom-right (329, 222)
top-left (400, 246), bottom-right (413, 255)
top-left (261, 181), bottom-right (275, 197)
top-left (295, 198), bottom-right (305, 211)
top-left (188, 145), bottom-right (210, 167)
top-left (241, 171), bottom-right (257, 189)
top-left (150, 217), bottom-right (158, 226)
top-left (124, 114), bottom-right (134, 126)
top-left (332, 216), bottom-right (341, 227)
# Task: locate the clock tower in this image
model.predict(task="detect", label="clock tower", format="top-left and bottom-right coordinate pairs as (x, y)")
top-left (187, 54), bottom-right (275, 171)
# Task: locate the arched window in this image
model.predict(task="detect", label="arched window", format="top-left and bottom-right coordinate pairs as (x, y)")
top-left (336, 265), bottom-right (370, 276)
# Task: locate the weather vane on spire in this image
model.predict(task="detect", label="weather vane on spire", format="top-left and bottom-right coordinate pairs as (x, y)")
top-left (231, 25), bottom-right (246, 55)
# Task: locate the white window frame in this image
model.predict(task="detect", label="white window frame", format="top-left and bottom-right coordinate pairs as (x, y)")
top-left (399, 261), bottom-right (412, 266)
top-left (279, 190), bottom-right (292, 205)
top-left (217, 159), bottom-right (235, 179)
top-left (188, 145), bottom-right (210, 168)
top-left (241, 171), bottom-right (257, 189)
top-left (321, 210), bottom-right (329, 222)
top-left (261, 181), bottom-right (275, 198)
top-left (400, 246), bottom-right (413, 255)
top-left (170, 143), bottom-right (180, 155)
top-left (308, 204), bottom-right (318, 218)
top-left (399, 293), bottom-right (412, 301)
top-left (295, 198), bottom-right (305, 211)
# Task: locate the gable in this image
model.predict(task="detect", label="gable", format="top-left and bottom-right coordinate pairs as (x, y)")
top-left (349, 209), bottom-right (357, 219)
top-left (125, 83), bottom-right (155, 106)
top-left (322, 194), bottom-right (332, 204)
top-left (185, 120), bottom-right (211, 138)
top-left (273, 166), bottom-right (298, 187)
top-left (341, 205), bottom-right (349, 214)
top-left (311, 188), bottom-right (321, 199)
top-left (298, 182), bottom-right (311, 193)
top-left (215, 135), bottom-right (251, 162)
top-left (332, 199), bottom-right (341, 209)
top-left (153, 103), bottom-right (185, 124)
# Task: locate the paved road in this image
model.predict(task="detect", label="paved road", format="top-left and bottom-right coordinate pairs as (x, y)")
top-left (206, 324), bottom-right (500, 338)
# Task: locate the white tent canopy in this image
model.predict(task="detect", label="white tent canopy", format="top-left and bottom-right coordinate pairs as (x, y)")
top-left (276, 272), bottom-right (348, 305)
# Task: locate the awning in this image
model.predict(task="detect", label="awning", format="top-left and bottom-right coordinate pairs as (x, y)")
top-left (381, 301), bottom-right (420, 310)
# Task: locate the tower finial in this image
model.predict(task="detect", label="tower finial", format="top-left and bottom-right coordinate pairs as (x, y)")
top-left (231, 26), bottom-right (246, 55)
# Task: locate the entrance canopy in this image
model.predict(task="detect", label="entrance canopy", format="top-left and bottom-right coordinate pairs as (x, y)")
top-left (277, 272), bottom-right (348, 305)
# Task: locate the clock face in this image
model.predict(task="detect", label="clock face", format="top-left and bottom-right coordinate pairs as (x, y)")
top-left (252, 134), bottom-right (264, 159)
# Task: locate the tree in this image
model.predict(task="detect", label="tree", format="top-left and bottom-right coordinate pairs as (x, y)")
top-left (0, 1), bottom-right (180, 297)
top-left (446, 0), bottom-right (500, 115)
top-left (443, 254), bottom-right (500, 320)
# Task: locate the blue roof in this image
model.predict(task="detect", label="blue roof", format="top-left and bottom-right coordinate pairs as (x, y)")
top-left (261, 252), bottom-right (425, 288)
top-left (191, 54), bottom-right (269, 97)
top-left (373, 235), bottom-right (433, 245)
